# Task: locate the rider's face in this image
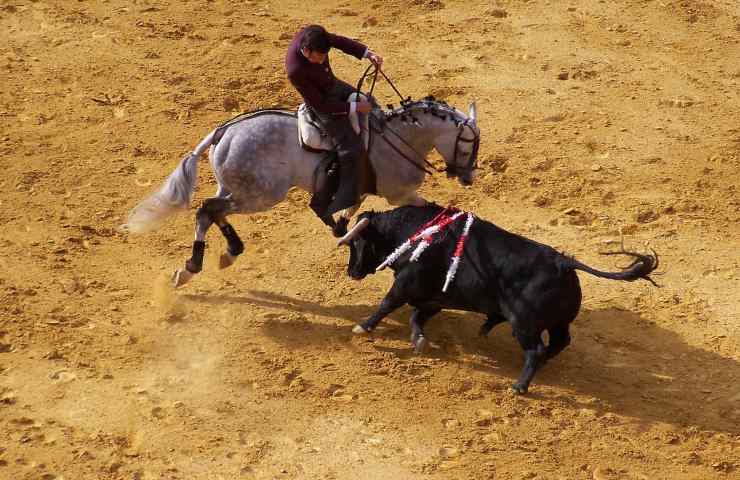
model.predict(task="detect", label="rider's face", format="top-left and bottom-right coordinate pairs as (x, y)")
top-left (302, 47), bottom-right (327, 64)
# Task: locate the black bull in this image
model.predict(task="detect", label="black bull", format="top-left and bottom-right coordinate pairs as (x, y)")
top-left (337, 205), bottom-right (658, 394)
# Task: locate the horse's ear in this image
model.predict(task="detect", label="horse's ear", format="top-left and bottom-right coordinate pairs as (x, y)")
top-left (468, 101), bottom-right (477, 125)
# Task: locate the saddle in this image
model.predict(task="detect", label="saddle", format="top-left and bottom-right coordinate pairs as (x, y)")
top-left (297, 92), bottom-right (371, 152)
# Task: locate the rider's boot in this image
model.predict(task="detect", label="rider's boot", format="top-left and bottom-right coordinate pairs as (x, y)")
top-left (310, 161), bottom-right (339, 228)
top-left (326, 149), bottom-right (362, 216)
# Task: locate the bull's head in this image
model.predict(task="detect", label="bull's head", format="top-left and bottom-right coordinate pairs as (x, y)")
top-left (336, 216), bottom-right (382, 280)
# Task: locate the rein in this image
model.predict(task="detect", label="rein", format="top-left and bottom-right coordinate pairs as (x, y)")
top-left (356, 66), bottom-right (438, 175)
top-left (356, 64), bottom-right (406, 104)
top-left (377, 124), bottom-right (440, 175)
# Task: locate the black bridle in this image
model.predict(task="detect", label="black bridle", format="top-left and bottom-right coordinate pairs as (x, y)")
top-left (448, 119), bottom-right (480, 180)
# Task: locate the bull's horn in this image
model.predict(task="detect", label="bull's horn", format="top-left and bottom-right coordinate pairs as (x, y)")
top-left (337, 218), bottom-right (370, 247)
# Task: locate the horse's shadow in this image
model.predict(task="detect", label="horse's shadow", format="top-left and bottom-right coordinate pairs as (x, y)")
top-left (183, 289), bottom-right (740, 436)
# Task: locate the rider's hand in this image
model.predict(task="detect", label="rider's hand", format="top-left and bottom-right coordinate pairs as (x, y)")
top-left (366, 50), bottom-right (383, 69)
top-left (357, 101), bottom-right (373, 114)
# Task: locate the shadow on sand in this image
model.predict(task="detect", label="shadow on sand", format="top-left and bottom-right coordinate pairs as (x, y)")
top-left (183, 289), bottom-right (740, 435)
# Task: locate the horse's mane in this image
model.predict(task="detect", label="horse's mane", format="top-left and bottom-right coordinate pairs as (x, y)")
top-left (385, 95), bottom-right (468, 124)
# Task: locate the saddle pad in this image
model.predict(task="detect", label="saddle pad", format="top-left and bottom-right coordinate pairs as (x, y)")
top-left (297, 94), bottom-right (370, 151)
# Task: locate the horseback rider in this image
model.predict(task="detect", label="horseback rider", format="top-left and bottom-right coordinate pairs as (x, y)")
top-left (285, 24), bottom-right (383, 226)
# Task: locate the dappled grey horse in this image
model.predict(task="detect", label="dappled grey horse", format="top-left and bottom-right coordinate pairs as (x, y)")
top-left (124, 97), bottom-right (480, 287)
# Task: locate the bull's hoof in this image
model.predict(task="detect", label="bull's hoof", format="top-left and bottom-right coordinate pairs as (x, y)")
top-left (172, 268), bottom-right (194, 288)
top-left (352, 324), bottom-right (370, 335)
top-left (413, 335), bottom-right (428, 354)
top-left (219, 252), bottom-right (237, 269)
top-left (511, 383), bottom-right (528, 395)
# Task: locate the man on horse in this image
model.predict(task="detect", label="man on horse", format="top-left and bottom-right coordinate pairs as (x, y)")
top-left (285, 24), bottom-right (383, 226)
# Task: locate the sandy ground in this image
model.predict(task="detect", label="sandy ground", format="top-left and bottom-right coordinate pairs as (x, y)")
top-left (1, 0), bottom-right (739, 479)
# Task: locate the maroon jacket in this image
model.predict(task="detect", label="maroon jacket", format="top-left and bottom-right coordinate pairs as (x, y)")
top-left (285, 27), bottom-right (367, 116)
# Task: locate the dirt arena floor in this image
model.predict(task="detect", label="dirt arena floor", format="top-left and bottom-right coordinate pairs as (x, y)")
top-left (1, 1), bottom-right (739, 478)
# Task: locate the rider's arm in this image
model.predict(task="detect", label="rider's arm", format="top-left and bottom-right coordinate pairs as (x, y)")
top-left (328, 33), bottom-right (368, 60)
top-left (329, 33), bottom-right (382, 68)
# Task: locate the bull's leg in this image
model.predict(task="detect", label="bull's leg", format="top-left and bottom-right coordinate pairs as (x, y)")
top-left (173, 197), bottom-right (235, 288)
top-left (352, 287), bottom-right (407, 334)
top-left (479, 312), bottom-right (507, 337)
top-left (546, 324), bottom-right (571, 360)
top-left (409, 307), bottom-right (441, 353)
top-left (511, 332), bottom-right (547, 395)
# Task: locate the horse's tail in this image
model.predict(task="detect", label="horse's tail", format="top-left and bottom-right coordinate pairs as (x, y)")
top-left (123, 129), bottom-right (216, 233)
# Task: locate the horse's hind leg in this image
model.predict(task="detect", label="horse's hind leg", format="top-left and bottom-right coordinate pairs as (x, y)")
top-left (217, 220), bottom-right (244, 269)
top-left (174, 197), bottom-right (237, 287)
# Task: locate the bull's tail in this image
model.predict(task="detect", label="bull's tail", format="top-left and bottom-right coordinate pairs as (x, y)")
top-left (122, 129), bottom-right (216, 233)
top-left (564, 246), bottom-right (659, 286)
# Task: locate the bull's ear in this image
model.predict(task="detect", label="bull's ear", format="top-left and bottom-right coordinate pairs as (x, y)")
top-left (336, 218), bottom-right (370, 247)
top-left (468, 101), bottom-right (477, 125)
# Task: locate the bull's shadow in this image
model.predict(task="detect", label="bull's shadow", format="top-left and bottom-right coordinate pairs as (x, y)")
top-left (184, 289), bottom-right (426, 349)
top-left (184, 289), bottom-right (740, 435)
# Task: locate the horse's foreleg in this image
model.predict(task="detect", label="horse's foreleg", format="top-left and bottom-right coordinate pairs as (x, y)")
top-left (333, 196), bottom-right (367, 237)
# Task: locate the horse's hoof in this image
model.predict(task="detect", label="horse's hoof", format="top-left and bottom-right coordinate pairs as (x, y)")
top-left (332, 217), bottom-right (349, 238)
top-left (320, 214), bottom-right (336, 230)
top-left (352, 324), bottom-right (369, 335)
top-left (511, 383), bottom-right (528, 395)
top-left (172, 268), bottom-right (194, 288)
top-left (219, 252), bottom-right (236, 269)
top-left (413, 335), bottom-right (428, 354)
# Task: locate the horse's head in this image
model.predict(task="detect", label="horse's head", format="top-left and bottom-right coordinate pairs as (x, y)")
top-left (430, 100), bottom-right (480, 186)
top-left (381, 97), bottom-right (480, 185)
